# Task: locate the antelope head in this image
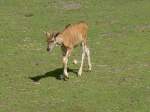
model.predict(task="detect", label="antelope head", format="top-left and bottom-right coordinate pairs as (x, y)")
top-left (44, 31), bottom-right (63, 53)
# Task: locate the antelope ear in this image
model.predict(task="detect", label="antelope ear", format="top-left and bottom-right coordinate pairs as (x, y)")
top-left (54, 32), bottom-right (60, 37)
top-left (47, 32), bottom-right (51, 37)
top-left (43, 31), bottom-right (51, 37)
top-left (43, 31), bottom-right (46, 35)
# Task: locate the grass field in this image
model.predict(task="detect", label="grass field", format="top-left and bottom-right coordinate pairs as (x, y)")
top-left (0, 0), bottom-right (150, 112)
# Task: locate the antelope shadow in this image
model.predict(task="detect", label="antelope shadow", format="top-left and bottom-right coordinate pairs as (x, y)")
top-left (29, 68), bottom-right (78, 81)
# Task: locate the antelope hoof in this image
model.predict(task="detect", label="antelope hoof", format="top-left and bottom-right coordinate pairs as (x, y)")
top-left (64, 75), bottom-right (69, 81)
top-left (88, 65), bottom-right (92, 71)
top-left (78, 70), bottom-right (82, 76)
top-left (60, 74), bottom-right (69, 80)
top-left (88, 68), bottom-right (92, 71)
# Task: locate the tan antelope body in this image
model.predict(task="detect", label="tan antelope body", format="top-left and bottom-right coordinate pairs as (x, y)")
top-left (44, 21), bottom-right (92, 80)
top-left (60, 22), bottom-right (88, 48)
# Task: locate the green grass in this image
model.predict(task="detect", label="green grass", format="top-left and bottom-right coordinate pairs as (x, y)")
top-left (0, 0), bottom-right (150, 112)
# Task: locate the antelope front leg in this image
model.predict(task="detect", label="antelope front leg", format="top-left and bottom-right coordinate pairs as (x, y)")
top-left (63, 55), bottom-right (68, 79)
top-left (85, 46), bottom-right (92, 71)
top-left (78, 43), bottom-right (86, 76)
top-left (62, 48), bottom-right (72, 80)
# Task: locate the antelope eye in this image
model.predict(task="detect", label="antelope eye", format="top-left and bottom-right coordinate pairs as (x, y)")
top-left (49, 40), bottom-right (54, 42)
top-left (47, 40), bottom-right (54, 43)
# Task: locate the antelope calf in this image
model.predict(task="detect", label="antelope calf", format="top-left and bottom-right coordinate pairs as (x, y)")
top-left (44, 21), bottom-right (92, 80)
